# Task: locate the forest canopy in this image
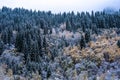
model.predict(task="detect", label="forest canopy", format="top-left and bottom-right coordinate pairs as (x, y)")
top-left (0, 7), bottom-right (120, 79)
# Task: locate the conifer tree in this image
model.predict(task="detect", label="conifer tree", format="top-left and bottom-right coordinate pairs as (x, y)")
top-left (80, 35), bottom-right (86, 49)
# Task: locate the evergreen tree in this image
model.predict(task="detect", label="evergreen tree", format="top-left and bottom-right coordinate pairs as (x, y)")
top-left (117, 40), bottom-right (120, 48)
top-left (85, 30), bottom-right (91, 43)
top-left (0, 40), bottom-right (4, 55)
top-left (66, 19), bottom-right (72, 31)
top-left (22, 40), bottom-right (28, 61)
top-left (7, 27), bottom-right (13, 45)
top-left (1, 31), bottom-right (8, 44)
top-left (44, 27), bottom-right (48, 35)
top-left (15, 33), bottom-right (23, 52)
top-left (80, 35), bottom-right (86, 49)
top-left (43, 36), bottom-right (47, 53)
top-left (37, 36), bottom-right (42, 58)
top-left (29, 40), bottom-right (39, 62)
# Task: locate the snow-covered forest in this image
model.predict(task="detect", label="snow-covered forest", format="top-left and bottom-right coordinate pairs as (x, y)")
top-left (0, 7), bottom-right (120, 80)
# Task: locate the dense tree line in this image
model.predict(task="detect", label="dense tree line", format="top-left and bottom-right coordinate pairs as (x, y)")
top-left (0, 6), bottom-right (120, 59)
top-left (0, 7), bottom-right (120, 77)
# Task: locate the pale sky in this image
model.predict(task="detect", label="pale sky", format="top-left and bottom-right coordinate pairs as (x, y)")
top-left (0, 0), bottom-right (120, 13)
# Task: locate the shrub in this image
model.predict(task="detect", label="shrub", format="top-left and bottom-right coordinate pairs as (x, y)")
top-left (117, 40), bottom-right (120, 48)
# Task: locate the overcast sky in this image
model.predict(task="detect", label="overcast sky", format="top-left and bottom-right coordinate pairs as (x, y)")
top-left (0, 0), bottom-right (120, 13)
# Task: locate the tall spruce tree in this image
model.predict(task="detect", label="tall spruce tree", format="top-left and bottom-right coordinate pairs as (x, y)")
top-left (80, 35), bottom-right (86, 49)
top-left (0, 40), bottom-right (4, 55)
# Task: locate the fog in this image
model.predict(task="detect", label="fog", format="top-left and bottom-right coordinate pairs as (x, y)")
top-left (0, 0), bottom-right (120, 13)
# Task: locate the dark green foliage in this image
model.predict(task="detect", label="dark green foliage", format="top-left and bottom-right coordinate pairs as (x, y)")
top-left (1, 27), bottom-right (13, 45)
top-left (0, 40), bottom-right (4, 55)
top-left (66, 19), bottom-right (72, 31)
top-left (1, 7), bottom-right (120, 78)
top-left (50, 48), bottom-right (58, 61)
top-left (15, 28), bottom-right (44, 62)
top-left (117, 40), bottom-right (120, 48)
top-left (91, 24), bottom-right (98, 34)
top-left (103, 52), bottom-right (110, 62)
top-left (80, 35), bottom-right (86, 49)
top-left (43, 36), bottom-right (47, 51)
top-left (15, 33), bottom-right (23, 52)
top-left (44, 27), bottom-right (48, 35)
top-left (0, 7), bottom-right (120, 35)
top-left (7, 27), bottom-right (13, 44)
top-left (1, 31), bottom-right (8, 44)
top-left (47, 67), bottom-right (51, 78)
top-left (85, 30), bottom-right (91, 43)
